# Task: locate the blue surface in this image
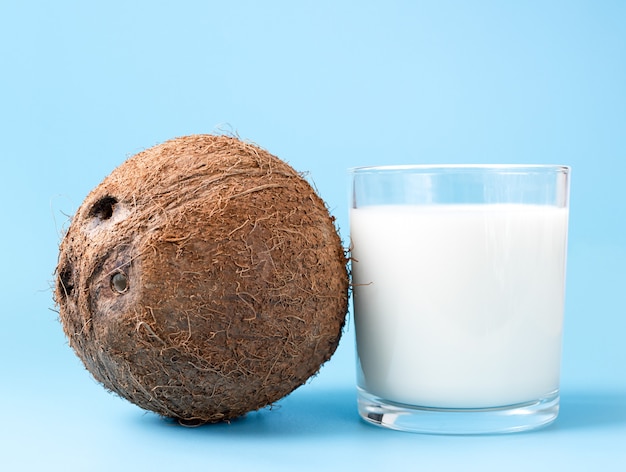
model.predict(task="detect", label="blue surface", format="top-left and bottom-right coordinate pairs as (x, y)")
top-left (1, 1), bottom-right (625, 470)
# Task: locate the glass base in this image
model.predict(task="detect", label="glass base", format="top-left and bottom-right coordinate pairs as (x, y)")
top-left (357, 387), bottom-right (559, 434)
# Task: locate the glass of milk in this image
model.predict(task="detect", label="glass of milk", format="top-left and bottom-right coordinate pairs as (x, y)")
top-left (349, 165), bottom-right (570, 434)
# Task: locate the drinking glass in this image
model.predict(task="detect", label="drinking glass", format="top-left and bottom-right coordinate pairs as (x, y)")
top-left (349, 165), bottom-right (570, 434)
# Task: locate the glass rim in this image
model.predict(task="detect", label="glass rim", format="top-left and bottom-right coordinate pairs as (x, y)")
top-left (348, 164), bottom-right (571, 174)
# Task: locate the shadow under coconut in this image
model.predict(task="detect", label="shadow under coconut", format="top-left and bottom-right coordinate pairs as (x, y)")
top-left (136, 386), bottom-right (364, 438)
top-left (134, 388), bottom-right (626, 437)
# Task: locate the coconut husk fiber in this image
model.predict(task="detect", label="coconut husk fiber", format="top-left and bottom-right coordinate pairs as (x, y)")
top-left (54, 134), bottom-right (348, 424)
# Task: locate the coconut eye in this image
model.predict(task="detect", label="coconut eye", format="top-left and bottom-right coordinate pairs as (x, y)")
top-left (111, 272), bottom-right (129, 293)
top-left (58, 265), bottom-right (74, 299)
top-left (90, 195), bottom-right (118, 221)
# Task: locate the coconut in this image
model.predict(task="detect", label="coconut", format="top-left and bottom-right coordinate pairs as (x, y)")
top-left (54, 134), bottom-right (348, 424)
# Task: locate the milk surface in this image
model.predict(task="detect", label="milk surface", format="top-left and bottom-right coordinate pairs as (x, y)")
top-left (351, 204), bottom-right (568, 409)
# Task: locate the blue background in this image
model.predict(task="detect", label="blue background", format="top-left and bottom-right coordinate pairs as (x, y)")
top-left (1, 1), bottom-right (624, 470)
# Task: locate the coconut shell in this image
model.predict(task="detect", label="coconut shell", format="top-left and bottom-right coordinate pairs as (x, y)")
top-left (55, 134), bottom-right (348, 423)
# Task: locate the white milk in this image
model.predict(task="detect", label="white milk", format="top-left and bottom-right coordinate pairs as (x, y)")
top-left (351, 204), bottom-right (568, 409)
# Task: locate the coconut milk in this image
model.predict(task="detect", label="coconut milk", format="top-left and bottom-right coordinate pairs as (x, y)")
top-left (351, 204), bottom-right (568, 409)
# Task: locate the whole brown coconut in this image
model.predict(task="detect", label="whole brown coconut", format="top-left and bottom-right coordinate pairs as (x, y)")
top-left (54, 134), bottom-right (348, 424)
